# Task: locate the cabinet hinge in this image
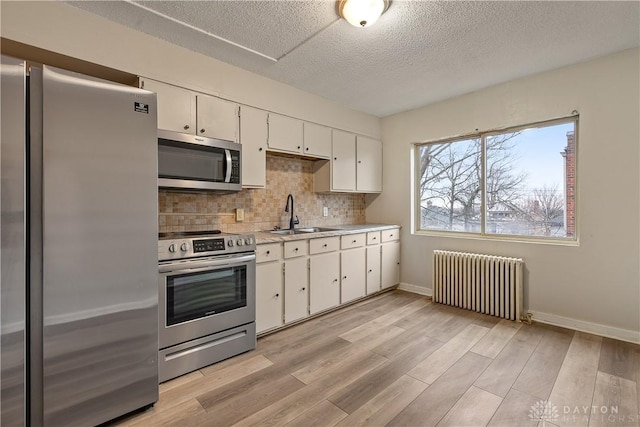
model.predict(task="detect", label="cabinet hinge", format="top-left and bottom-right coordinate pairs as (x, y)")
top-left (282, 263), bottom-right (285, 275)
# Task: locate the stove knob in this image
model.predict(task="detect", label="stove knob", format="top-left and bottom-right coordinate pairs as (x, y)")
top-left (168, 243), bottom-right (177, 253)
top-left (227, 239), bottom-right (234, 247)
top-left (181, 242), bottom-right (190, 251)
top-left (245, 237), bottom-right (253, 245)
top-left (236, 239), bottom-right (244, 246)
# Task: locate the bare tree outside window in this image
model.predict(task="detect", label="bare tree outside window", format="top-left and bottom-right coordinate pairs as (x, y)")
top-left (416, 118), bottom-right (577, 240)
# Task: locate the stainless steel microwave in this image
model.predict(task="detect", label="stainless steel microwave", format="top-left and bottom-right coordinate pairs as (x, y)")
top-left (158, 129), bottom-right (242, 192)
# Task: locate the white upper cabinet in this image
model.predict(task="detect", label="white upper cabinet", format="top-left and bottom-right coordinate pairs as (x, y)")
top-left (313, 130), bottom-right (382, 193)
top-left (331, 129), bottom-right (357, 191)
top-left (356, 136), bottom-right (382, 193)
top-left (196, 94), bottom-right (238, 142)
top-left (303, 122), bottom-right (331, 159)
top-left (140, 78), bottom-right (196, 133)
top-left (139, 78), bottom-right (238, 142)
top-left (239, 106), bottom-right (267, 188)
top-left (267, 113), bottom-right (303, 154)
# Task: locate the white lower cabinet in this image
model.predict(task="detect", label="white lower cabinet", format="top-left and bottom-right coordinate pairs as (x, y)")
top-left (256, 243), bottom-right (283, 333)
top-left (341, 247), bottom-right (366, 303)
top-left (381, 240), bottom-right (400, 289)
top-left (256, 261), bottom-right (283, 333)
top-left (256, 228), bottom-right (400, 334)
top-left (366, 246), bottom-right (381, 294)
top-left (309, 252), bottom-right (340, 314)
top-left (284, 256), bottom-right (309, 323)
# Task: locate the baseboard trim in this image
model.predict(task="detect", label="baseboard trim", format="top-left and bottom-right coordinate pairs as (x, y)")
top-left (529, 310), bottom-right (640, 344)
top-left (397, 282), bottom-right (432, 297)
top-left (395, 284), bottom-right (638, 344)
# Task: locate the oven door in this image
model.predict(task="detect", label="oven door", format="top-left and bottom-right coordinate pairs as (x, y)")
top-left (158, 253), bottom-right (255, 349)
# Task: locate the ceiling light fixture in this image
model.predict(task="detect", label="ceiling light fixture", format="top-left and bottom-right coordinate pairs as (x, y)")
top-left (338, 0), bottom-right (391, 28)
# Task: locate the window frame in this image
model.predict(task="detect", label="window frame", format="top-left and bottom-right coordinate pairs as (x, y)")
top-left (412, 116), bottom-right (579, 244)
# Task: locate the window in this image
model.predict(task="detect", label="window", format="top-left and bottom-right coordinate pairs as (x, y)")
top-left (415, 117), bottom-right (577, 240)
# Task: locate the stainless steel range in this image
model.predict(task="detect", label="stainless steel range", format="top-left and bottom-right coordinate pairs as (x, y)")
top-left (157, 230), bottom-right (256, 382)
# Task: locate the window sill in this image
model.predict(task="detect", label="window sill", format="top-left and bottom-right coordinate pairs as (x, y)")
top-left (412, 229), bottom-right (579, 247)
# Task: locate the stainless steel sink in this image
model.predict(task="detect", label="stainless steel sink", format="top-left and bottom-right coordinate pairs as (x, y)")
top-left (268, 227), bottom-right (339, 235)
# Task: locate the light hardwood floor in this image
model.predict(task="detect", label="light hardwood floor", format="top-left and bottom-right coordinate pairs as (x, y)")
top-left (112, 290), bottom-right (640, 427)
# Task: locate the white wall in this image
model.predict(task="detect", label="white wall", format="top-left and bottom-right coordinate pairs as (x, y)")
top-left (367, 49), bottom-right (640, 340)
top-left (0, 1), bottom-right (380, 138)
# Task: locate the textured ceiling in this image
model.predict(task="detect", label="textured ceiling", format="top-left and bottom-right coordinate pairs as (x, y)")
top-left (66, 1), bottom-right (640, 117)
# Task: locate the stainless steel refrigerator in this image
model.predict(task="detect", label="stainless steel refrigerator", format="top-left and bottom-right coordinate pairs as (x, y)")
top-left (1, 56), bottom-right (159, 426)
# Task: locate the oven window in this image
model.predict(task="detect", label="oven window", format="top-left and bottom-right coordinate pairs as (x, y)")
top-left (166, 266), bottom-right (246, 326)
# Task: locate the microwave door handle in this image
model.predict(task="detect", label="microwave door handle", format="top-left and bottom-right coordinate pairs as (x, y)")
top-left (224, 149), bottom-right (232, 183)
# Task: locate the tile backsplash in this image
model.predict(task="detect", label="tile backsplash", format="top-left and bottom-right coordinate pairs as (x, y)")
top-left (158, 154), bottom-right (366, 233)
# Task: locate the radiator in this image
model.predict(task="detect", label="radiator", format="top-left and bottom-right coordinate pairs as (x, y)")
top-left (433, 250), bottom-right (524, 321)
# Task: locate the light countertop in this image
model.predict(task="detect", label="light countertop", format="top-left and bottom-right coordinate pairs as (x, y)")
top-left (254, 223), bottom-right (400, 244)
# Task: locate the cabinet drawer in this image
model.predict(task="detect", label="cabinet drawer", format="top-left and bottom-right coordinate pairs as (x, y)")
top-left (309, 236), bottom-right (339, 255)
top-left (381, 229), bottom-right (399, 243)
top-left (341, 233), bottom-right (366, 249)
top-left (256, 243), bottom-right (282, 263)
top-left (284, 240), bottom-right (308, 258)
top-left (367, 231), bottom-right (381, 245)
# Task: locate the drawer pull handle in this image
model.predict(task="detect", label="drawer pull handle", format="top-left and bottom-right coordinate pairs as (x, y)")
top-left (343, 275), bottom-right (347, 279)
top-left (294, 247), bottom-right (299, 251)
top-left (266, 250), bottom-right (270, 255)
top-left (301, 287), bottom-right (306, 291)
top-left (323, 244), bottom-right (327, 247)
top-left (275, 293), bottom-right (279, 298)
top-left (333, 279), bottom-right (338, 282)
top-left (368, 269), bottom-right (373, 273)
top-left (373, 237), bottom-right (377, 240)
top-left (352, 240), bottom-right (357, 243)
top-left (184, 125), bottom-right (190, 130)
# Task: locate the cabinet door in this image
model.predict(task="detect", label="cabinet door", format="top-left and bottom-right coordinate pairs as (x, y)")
top-left (340, 247), bottom-right (366, 303)
top-left (141, 78), bottom-right (196, 133)
top-left (303, 122), bottom-right (331, 158)
top-left (268, 113), bottom-right (303, 154)
top-left (381, 241), bottom-right (400, 289)
top-left (239, 106), bottom-right (267, 188)
top-left (331, 130), bottom-right (356, 191)
top-left (366, 246), bottom-right (381, 295)
top-left (256, 262), bottom-right (283, 333)
top-left (356, 136), bottom-right (382, 193)
top-left (309, 252), bottom-right (340, 314)
top-left (284, 257), bottom-right (308, 323)
top-left (196, 94), bottom-right (238, 142)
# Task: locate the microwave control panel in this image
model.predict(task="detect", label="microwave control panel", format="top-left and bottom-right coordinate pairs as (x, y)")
top-left (231, 151), bottom-right (240, 183)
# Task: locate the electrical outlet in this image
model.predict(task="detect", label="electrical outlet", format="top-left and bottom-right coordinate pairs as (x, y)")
top-left (235, 208), bottom-right (244, 222)
top-left (323, 206), bottom-right (329, 217)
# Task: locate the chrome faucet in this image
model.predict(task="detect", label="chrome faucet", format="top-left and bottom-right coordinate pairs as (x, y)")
top-left (284, 193), bottom-right (299, 231)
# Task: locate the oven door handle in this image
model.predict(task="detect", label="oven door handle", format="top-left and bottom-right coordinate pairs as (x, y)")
top-left (159, 253), bottom-right (256, 274)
